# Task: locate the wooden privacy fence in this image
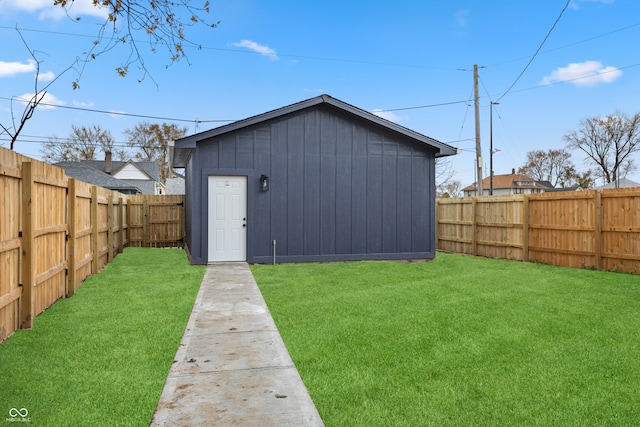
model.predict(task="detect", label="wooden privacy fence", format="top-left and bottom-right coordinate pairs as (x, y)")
top-left (436, 188), bottom-right (640, 275)
top-left (0, 147), bottom-right (185, 342)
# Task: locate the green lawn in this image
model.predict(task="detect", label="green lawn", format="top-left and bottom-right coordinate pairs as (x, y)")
top-left (252, 253), bottom-right (640, 426)
top-left (0, 248), bottom-right (206, 427)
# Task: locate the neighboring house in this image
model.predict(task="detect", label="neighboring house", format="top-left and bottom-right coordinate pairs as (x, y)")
top-left (82, 157), bottom-right (165, 195)
top-left (596, 178), bottom-right (640, 189)
top-left (545, 185), bottom-right (581, 193)
top-left (165, 175), bottom-right (186, 195)
top-left (172, 94), bottom-right (457, 264)
top-left (463, 169), bottom-right (551, 197)
top-left (55, 161), bottom-right (141, 194)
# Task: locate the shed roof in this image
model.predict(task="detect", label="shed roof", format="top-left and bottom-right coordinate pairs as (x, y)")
top-left (173, 94), bottom-right (457, 168)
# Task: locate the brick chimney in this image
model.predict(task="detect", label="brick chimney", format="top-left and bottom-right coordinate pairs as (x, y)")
top-left (105, 151), bottom-right (112, 175)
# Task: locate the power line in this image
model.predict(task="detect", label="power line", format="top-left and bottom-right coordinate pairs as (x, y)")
top-left (377, 99), bottom-right (469, 112)
top-left (486, 21), bottom-right (640, 67)
top-left (507, 62), bottom-right (640, 94)
top-left (375, 61), bottom-right (639, 113)
top-left (4, 60), bottom-right (637, 124)
top-left (0, 25), bottom-right (447, 71)
top-left (7, 19), bottom-right (636, 73)
top-left (496, 0), bottom-right (572, 102)
top-left (0, 95), bottom-right (236, 124)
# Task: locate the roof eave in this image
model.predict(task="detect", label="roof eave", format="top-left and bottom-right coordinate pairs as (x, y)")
top-left (174, 94), bottom-right (458, 157)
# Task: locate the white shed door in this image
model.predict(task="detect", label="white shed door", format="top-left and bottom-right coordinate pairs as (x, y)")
top-left (208, 176), bottom-right (247, 262)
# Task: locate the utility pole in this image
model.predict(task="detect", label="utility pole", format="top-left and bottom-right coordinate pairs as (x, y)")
top-left (474, 64), bottom-right (483, 196)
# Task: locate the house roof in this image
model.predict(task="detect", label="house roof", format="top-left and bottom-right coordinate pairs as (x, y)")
top-left (597, 178), bottom-right (640, 189)
top-left (81, 160), bottom-right (160, 181)
top-left (55, 161), bottom-right (141, 193)
top-left (173, 94), bottom-right (458, 168)
top-left (462, 172), bottom-right (550, 192)
top-left (166, 176), bottom-right (185, 195)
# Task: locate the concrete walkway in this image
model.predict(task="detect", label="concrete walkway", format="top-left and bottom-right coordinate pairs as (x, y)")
top-left (150, 263), bottom-right (324, 426)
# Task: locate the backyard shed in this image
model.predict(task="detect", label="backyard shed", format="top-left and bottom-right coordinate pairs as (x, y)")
top-left (172, 94), bottom-right (457, 264)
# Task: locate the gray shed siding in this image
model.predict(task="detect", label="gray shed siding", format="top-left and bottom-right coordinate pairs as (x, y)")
top-left (184, 104), bottom-right (437, 264)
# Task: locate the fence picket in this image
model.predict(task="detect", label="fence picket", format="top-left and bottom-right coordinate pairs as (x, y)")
top-left (0, 147), bottom-right (185, 342)
top-left (437, 189), bottom-right (640, 274)
top-left (20, 161), bottom-right (34, 329)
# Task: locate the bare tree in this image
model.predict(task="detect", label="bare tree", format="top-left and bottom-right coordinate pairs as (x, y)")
top-left (3, 2), bottom-right (218, 149)
top-left (437, 179), bottom-right (463, 198)
top-left (518, 148), bottom-right (576, 188)
top-left (125, 122), bottom-right (187, 180)
top-left (41, 125), bottom-right (118, 162)
top-left (54, 0), bottom-right (219, 86)
top-left (435, 157), bottom-right (460, 196)
top-left (0, 29), bottom-right (75, 150)
top-left (564, 111), bottom-right (640, 185)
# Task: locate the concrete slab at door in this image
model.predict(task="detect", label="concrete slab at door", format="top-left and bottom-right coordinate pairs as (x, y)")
top-left (208, 176), bottom-right (247, 262)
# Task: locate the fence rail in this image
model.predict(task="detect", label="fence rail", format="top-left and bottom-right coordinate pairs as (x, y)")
top-left (436, 189), bottom-right (640, 275)
top-left (0, 147), bottom-right (184, 342)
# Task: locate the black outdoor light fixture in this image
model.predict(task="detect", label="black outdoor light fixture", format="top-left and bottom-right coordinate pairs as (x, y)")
top-left (260, 174), bottom-right (269, 192)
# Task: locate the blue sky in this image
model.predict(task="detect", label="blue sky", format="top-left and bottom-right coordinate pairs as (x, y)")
top-left (1, 0), bottom-right (639, 188)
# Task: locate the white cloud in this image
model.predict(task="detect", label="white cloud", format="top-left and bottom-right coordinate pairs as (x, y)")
top-left (232, 40), bottom-right (279, 60)
top-left (570, 0), bottom-right (615, 10)
top-left (541, 61), bottom-right (622, 86)
top-left (371, 109), bottom-right (406, 123)
top-left (16, 92), bottom-right (65, 109)
top-left (37, 71), bottom-right (56, 82)
top-left (0, 59), bottom-right (36, 77)
top-left (453, 9), bottom-right (470, 27)
top-left (73, 100), bottom-right (95, 108)
top-left (0, 0), bottom-right (107, 20)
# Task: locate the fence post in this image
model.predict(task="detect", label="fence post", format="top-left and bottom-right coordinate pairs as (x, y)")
top-left (67, 178), bottom-right (77, 297)
top-left (91, 186), bottom-right (99, 273)
top-left (126, 198), bottom-right (131, 247)
top-left (471, 197), bottom-right (478, 256)
top-left (107, 195), bottom-right (114, 263)
top-left (20, 161), bottom-right (34, 329)
top-left (143, 199), bottom-right (148, 247)
top-left (118, 197), bottom-right (124, 254)
top-left (435, 199), bottom-right (440, 250)
top-left (594, 190), bottom-right (603, 270)
top-left (522, 195), bottom-right (530, 262)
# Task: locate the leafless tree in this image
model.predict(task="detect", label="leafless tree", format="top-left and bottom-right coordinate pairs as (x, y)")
top-left (3, 2), bottom-right (218, 149)
top-left (0, 29), bottom-right (75, 150)
top-left (125, 122), bottom-right (187, 180)
top-left (518, 148), bottom-right (577, 188)
top-left (41, 125), bottom-right (120, 162)
top-left (564, 111), bottom-right (640, 185)
top-left (55, 0), bottom-right (219, 87)
top-left (436, 157), bottom-right (462, 197)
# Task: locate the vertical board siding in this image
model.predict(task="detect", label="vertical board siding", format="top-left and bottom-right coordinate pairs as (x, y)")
top-left (411, 155), bottom-right (430, 253)
top-left (351, 125), bottom-right (368, 255)
top-left (436, 188), bottom-right (640, 275)
top-left (0, 146), bottom-right (185, 342)
top-left (186, 104), bottom-right (438, 263)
